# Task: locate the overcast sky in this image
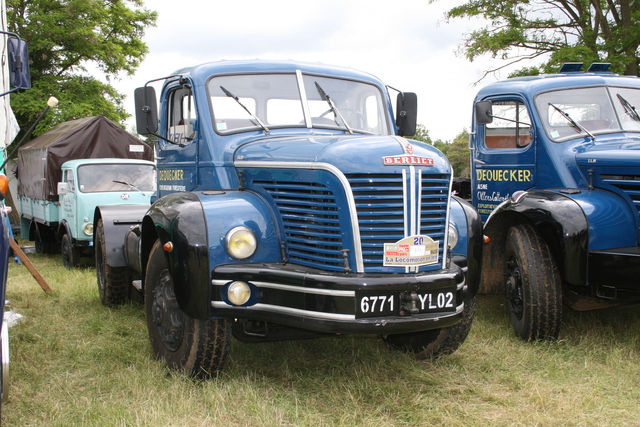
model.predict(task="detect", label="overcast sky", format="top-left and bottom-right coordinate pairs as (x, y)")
top-left (113, 0), bottom-right (517, 142)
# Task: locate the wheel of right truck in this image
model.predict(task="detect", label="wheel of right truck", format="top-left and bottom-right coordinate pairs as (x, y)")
top-left (382, 296), bottom-right (476, 359)
top-left (61, 233), bottom-right (80, 269)
top-left (505, 223), bottom-right (562, 341)
top-left (145, 240), bottom-right (231, 379)
top-left (95, 218), bottom-right (130, 306)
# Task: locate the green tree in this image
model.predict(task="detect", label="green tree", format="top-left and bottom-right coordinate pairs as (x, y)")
top-left (437, 0), bottom-right (640, 78)
top-left (412, 124), bottom-right (434, 145)
top-left (446, 130), bottom-right (471, 178)
top-left (7, 0), bottom-right (157, 137)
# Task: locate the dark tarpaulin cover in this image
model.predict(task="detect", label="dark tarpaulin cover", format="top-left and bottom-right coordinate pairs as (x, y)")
top-left (17, 115), bottom-right (153, 201)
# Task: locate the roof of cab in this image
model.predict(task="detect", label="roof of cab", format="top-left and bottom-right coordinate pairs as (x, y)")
top-left (475, 71), bottom-right (640, 101)
top-left (169, 59), bottom-right (385, 87)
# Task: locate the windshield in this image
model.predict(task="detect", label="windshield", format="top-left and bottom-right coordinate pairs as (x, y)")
top-left (207, 72), bottom-right (390, 135)
top-left (535, 86), bottom-right (640, 142)
top-left (77, 164), bottom-right (156, 193)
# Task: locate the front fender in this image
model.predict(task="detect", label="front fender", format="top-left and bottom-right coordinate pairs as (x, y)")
top-left (94, 204), bottom-right (149, 267)
top-left (449, 196), bottom-right (483, 297)
top-left (482, 190), bottom-right (589, 293)
top-left (144, 190), bottom-right (280, 320)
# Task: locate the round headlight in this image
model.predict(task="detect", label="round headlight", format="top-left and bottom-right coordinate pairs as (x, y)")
top-left (225, 226), bottom-right (257, 260)
top-left (447, 223), bottom-right (459, 250)
top-left (227, 281), bottom-right (252, 306)
top-left (83, 223), bottom-right (94, 236)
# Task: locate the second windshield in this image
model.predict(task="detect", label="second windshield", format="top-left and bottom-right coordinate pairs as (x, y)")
top-left (536, 86), bottom-right (640, 141)
top-left (208, 73), bottom-right (389, 135)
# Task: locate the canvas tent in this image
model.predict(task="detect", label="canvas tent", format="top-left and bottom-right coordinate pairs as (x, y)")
top-left (17, 115), bottom-right (153, 201)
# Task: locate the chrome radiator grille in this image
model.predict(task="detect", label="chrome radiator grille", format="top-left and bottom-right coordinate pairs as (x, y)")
top-left (601, 174), bottom-right (640, 214)
top-left (346, 173), bottom-right (450, 272)
top-left (252, 171), bottom-right (450, 273)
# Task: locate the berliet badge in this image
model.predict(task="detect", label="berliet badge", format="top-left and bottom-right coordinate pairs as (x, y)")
top-left (382, 142), bottom-right (434, 166)
top-left (383, 235), bottom-right (439, 267)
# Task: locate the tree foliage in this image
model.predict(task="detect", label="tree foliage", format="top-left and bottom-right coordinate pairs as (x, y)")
top-left (438, 0), bottom-right (640, 78)
top-left (413, 125), bottom-right (471, 178)
top-left (7, 0), bottom-right (157, 137)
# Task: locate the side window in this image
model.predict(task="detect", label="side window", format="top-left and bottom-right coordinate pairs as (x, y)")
top-left (485, 100), bottom-right (532, 149)
top-left (65, 170), bottom-right (75, 192)
top-left (167, 87), bottom-right (196, 146)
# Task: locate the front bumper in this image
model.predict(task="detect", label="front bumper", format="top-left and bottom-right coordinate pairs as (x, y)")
top-left (210, 260), bottom-right (469, 335)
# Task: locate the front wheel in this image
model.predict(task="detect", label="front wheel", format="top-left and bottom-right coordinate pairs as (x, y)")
top-left (61, 233), bottom-right (80, 269)
top-left (505, 224), bottom-right (562, 341)
top-left (382, 296), bottom-right (476, 359)
top-left (95, 219), bottom-right (130, 306)
top-left (145, 240), bottom-right (231, 378)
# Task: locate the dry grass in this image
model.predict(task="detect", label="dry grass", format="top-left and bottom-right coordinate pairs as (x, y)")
top-left (3, 251), bottom-right (640, 426)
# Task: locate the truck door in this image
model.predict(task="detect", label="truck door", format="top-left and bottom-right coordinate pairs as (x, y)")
top-left (157, 86), bottom-right (199, 196)
top-left (60, 168), bottom-right (78, 237)
top-left (472, 98), bottom-right (536, 220)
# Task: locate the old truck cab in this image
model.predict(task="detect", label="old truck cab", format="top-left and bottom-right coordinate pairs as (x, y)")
top-left (96, 60), bottom-right (483, 378)
top-left (56, 158), bottom-right (156, 267)
top-left (471, 63), bottom-right (640, 341)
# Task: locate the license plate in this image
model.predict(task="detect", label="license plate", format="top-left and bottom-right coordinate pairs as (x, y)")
top-left (356, 290), bottom-right (456, 319)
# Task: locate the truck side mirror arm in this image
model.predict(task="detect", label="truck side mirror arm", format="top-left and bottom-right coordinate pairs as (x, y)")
top-left (475, 100), bottom-right (494, 124)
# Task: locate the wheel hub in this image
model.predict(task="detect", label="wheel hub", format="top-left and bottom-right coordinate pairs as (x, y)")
top-left (151, 270), bottom-right (184, 351)
top-left (506, 258), bottom-right (524, 320)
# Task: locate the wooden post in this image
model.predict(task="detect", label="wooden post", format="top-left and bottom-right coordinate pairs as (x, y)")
top-left (9, 239), bottom-right (52, 293)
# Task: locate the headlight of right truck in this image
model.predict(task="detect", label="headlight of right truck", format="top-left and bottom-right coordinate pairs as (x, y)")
top-left (447, 223), bottom-right (459, 250)
top-left (225, 226), bottom-right (257, 260)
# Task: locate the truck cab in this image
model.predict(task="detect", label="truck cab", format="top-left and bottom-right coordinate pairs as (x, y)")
top-left (55, 158), bottom-right (156, 267)
top-left (470, 63), bottom-right (640, 341)
top-left (96, 60), bottom-right (483, 377)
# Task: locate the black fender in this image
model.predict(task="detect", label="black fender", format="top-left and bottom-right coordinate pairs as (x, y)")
top-left (140, 190), bottom-right (282, 321)
top-left (93, 204), bottom-right (150, 268)
top-left (142, 192), bottom-right (211, 321)
top-left (56, 220), bottom-right (72, 242)
top-left (480, 190), bottom-right (588, 294)
top-left (451, 196), bottom-right (483, 298)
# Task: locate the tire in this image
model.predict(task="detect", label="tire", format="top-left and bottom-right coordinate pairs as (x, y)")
top-left (95, 218), bottom-right (130, 306)
top-left (61, 233), bottom-right (81, 269)
top-left (382, 296), bottom-right (476, 359)
top-left (505, 223), bottom-right (562, 341)
top-left (145, 240), bottom-right (231, 378)
top-left (34, 223), bottom-right (54, 254)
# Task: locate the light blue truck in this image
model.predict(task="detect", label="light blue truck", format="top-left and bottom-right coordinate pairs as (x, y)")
top-left (16, 116), bottom-right (155, 268)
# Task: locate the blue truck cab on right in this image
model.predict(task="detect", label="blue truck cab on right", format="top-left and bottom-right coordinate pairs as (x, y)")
top-left (471, 63), bottom-right (640, 341)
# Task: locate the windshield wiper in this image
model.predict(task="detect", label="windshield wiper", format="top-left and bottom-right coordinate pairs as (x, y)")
top-left (220, 86), bottom-right (269, 134)
top-left (549, 103), bottom-right (595, 141)
top-left (616, 93), bottom-right (640, 122)
top-left (314, 81), bottom-right (353, 134)
top-left (113, 180), bottom-right (140, 192)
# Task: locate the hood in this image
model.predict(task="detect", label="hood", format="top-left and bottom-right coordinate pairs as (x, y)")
top-left (234, 134), bottom-right (451, 174)
top-left (575, 139), bottom-right (640, 168)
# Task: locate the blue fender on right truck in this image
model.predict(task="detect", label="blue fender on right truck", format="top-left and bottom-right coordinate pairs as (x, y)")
top-left (470, 62), bottom-right (640, 341)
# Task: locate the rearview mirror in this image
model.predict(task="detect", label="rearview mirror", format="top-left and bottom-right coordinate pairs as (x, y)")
top-left (7, 36), bottom-right (30, 90)
top-left (475, 100), bottom-right (493, 124)
top-left (57, 182), bottom-right (70, 195)
top-left (396, 92), bottom-right (417, 137)
top-left (134, 86), bottom-right (159, 135)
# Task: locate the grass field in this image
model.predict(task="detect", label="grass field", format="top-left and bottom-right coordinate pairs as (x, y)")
top-left (3, 251), bottom-right (640, 426)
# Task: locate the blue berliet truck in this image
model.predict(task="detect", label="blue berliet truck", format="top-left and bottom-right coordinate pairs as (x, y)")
top-left (471, 63), bottom-right (640, 341)
top-left (95, 60), bottom-right (482, 378)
